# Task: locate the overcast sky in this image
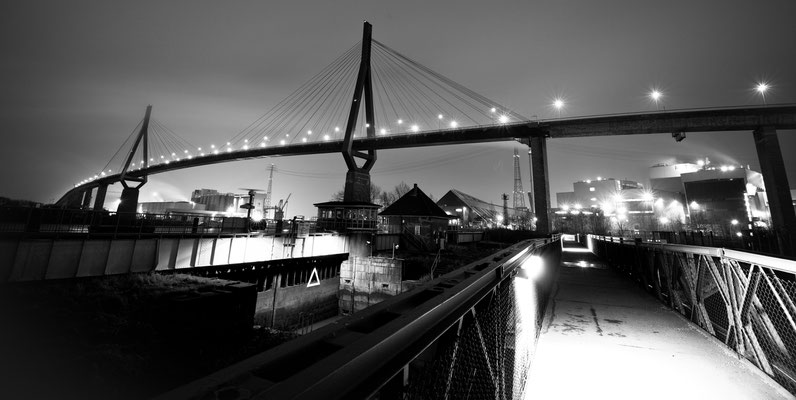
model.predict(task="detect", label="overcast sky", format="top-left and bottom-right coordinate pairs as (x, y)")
top-left (1, 0), bottom-right (794, 216)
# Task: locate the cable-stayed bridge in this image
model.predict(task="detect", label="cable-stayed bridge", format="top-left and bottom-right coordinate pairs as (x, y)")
top-left (54, 22), bottom-right (796, 239)
top-left (4, 21), bottom-right (796, 400)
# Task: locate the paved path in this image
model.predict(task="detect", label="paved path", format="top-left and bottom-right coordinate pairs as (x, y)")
top-left (525, 242), bottom-right (794, 400)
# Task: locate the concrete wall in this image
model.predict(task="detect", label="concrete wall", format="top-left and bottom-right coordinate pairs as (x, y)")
top-left (254, 262), bottom-right (341, 329)
top-left (339, 256), bottom-right (403, 314)
top-left (0, 233), bottom-right (349, 282)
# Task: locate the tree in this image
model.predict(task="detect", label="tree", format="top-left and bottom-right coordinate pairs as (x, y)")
top-left (329, 182), bottom-right (383, 204)
top-left (394, 182), bottom-right (411, 198)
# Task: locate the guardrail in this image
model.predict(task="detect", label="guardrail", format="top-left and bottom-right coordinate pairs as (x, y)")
top-left (158, 235), bottom-right (562, 400)
top-left (589, 234), bottom-right (796, 394)
top-left (0, 206), bottom-right (307, 238)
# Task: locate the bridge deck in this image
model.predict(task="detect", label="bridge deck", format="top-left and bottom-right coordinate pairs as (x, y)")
top-left (525, 242), bottom-right (794, 400)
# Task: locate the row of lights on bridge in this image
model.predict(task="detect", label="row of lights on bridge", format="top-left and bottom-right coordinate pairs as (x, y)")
top-left (75, 80), bottom-right (774, 186)
top-left (76, 106), bottom-right (517, 186)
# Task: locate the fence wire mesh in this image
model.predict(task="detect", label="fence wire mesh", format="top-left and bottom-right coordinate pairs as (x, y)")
top-left (593, 237), bottom-right (796, 394)
top-left (403, 278), bottom-right (533, 400)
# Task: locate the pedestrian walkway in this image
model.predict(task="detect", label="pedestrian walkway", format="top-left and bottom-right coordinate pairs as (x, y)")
top-left (525, 242), bottom-right (794, 400)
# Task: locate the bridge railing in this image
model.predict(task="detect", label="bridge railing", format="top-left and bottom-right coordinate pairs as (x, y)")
top-left (590, 234), bottom-right (796, 394)
top-left (608, 229), bottom-right (792, 257)
top-left (158, 235), bottom-right (562, 400)
top-left (0, 206), bottom-right (292, 238)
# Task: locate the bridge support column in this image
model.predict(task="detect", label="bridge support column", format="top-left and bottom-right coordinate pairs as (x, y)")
top-left (530, 134), bottom-right (551, 235)
top-left (345, 169), bottom-right (372, 203)
top-left (117, 187), bottom-right (139, 224)
top-left (81, 189), bottom-right (92, 209)
top-left (93, 184), bottom-right (108, 210)
top-left (753, 127), bottom-right (796, 256)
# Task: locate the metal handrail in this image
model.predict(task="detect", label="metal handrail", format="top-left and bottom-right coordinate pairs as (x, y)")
top-left (590, 234), bottom-right (796, 394)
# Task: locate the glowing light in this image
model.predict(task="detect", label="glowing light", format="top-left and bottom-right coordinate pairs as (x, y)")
top-left (650, 89), bottom-right (662, 101)
top-left (642, 191), bottom-right (654, 202)
top-left (365, 123), bottom-right (370, 128)
top-left (198, 147), bottom-right (202, 151)
top-left (720, 165), bottom-right (728, 172)
top-left (553, 99), bottom-right (564, 109)
top-left (756, 82), bottom-right (770, 105)
top-left (171, 152), bottom-right (176, 156)
top-left (521, 255), bottom-right (544, 280)
top-left (323, 134), bottom-right (330, 141)
top-left (562, 204), bottom-right (570, 211)
top-left (211, 144), bottom-right (215, 148)
top-left (335, 127), bottom-right (340, 132)
top-left (410, 125), bottom-right (419, 132)
top-left (498, 115), bottom-right (509, 124)
top-left (397, 119), bottom-right (403, 124)
top-left (380, 128), bottom-right (387, 134)
top-left (450, 121), bottom-right (458, 128)
top-left (731, 219), bottom-right (739, 225)
top-left (280, 140), bottom-right (286, 145)
top-left (226, 147), bottom-right (232, 152)
top-left (659, 217), bottom-right (670, 224)
top-left (690, 201), bottom-right (699, 210)
top-left (242, 145), bottom-right (249, 150)
top-left (490, 107), bottom-right (497, 113)
top-left (438, 114), bottom-right (443, 120)
top-left (226, 142), bottom-right (231, 146)
top-left (728, 165), bottom-right (736, 171)
top-left (244, 139), bottom-right (248, 143)
top-left (307, 130), bottom-right (312, 135)
top-left (302, 138), bottom-right (307, 143)
top-left (736, 232), bottom-right (743, 237)
top-left (697, 159), bottom-right (705, 166)
top-left (213, 150), bottom-right (219, 154)
top-left (260, 142), bottom-right (266, 147)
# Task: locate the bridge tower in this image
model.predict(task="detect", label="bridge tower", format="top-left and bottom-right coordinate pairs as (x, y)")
top-left (314, 22), bottom-right (381, 237)
top-left (341, 21), bottom-right (377, 203)
top-left (117, 105), bottom-right (152, 216)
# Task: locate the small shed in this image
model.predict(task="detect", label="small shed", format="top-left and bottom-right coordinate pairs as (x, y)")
top-left (379, 184), bottom-right (451, 237)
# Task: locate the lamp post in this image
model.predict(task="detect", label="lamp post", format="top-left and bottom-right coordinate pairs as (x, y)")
top-left (649, 89), bottom-right (663, 110)
top-left (553, 98), bottom-right (564, 118)
top-left (755, 82), bottom-right (769, 105)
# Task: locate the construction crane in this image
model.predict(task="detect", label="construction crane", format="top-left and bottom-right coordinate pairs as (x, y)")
top-left (274, 193), bottom-right (292, 235)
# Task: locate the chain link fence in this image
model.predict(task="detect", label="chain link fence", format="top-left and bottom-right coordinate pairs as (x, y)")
top-left (591, 235), bottom-right (796, 394)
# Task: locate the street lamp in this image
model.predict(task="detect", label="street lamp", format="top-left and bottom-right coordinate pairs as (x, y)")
top-left (553, 98), bottom-right (564, 118)
top-left (755, 82), bottom-right (770, 105)
top-left (649, 89), bottom-right (663, 110)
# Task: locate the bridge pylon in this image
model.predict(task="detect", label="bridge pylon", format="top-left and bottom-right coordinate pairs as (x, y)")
top-left (117, 105), bottom-right (152, 216)
top-left (341, 21), bottom-right (377, 203)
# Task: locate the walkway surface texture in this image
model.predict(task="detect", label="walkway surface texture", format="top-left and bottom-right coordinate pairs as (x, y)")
top-left (525, 242), bottom-right (795, 400)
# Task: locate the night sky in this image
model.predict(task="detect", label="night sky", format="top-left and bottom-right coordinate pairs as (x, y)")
top-left (1, 1), bottom-right (795, 217)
